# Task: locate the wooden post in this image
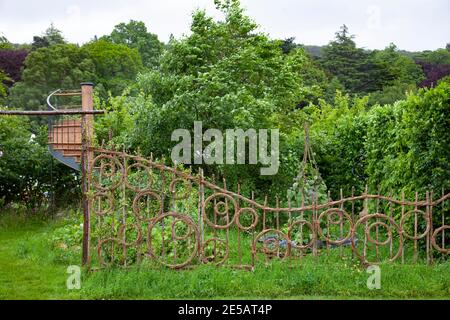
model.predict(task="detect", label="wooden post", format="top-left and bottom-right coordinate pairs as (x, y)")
top-left (81, 82), bottom-right (94, 266)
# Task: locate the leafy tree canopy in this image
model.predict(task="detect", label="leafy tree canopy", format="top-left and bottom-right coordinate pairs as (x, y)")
top-left (82, 39), bottom-right (143, 97)
top-left (8, 44), bottom-right (95, 110)
top-left (413, 48), bottom-right (450, 65)
top-left (418, 62), bottom-right (450, 88)
top-left (0, 49), bottom-right (29, 84)
top-left (0, 113), bottom-right (80, 207)
top-left (320, 26), bottom-right (424, 96)
top-left (31, 23), bottom-right (66, 50)
top-left (320, 25), bottom-right (375, 94)
top-left (0, 32), bottom-right (13, 49)
top-left (0, 70), bottom-right (10, 98)
top-left (123, 0), bottom-right (326, 194)
top-left (372, 44), bottom-right (424, 86)
top-left (102, 20), bottom-right (164, 69)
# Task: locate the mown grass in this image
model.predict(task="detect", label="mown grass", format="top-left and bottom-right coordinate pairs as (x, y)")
top-left (0, 212), bottom-right (79, 299)
top-left (0, 210), bottom-right (449, 300)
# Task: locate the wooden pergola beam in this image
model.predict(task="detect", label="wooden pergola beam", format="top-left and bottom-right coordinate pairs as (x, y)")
top-left (0, 110), bottom-right (105, 116)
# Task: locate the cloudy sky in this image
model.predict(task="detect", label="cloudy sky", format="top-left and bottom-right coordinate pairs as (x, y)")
top-left (0, 0), bottom-right (448, 51)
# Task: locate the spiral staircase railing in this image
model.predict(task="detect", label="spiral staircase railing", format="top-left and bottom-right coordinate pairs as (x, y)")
top-left (47, 89), bottom-right (82, 171)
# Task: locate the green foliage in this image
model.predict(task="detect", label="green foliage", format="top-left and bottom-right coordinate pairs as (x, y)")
top-left (413, 48), bottom-right (450, 65)
top-left (372, 44), bottom-right (424, 86)
top-left (310, 80), bottom-right (450, 198)
top-left (48, 213), bottom-right (83, 263)
top-left (0, 212), bottom-right (449, 299)
top-left (8, 44), bottom-right (95, 110)
top-left (320, 25), bottom-right (373, 93)
top-left (0, 33), bottom-right (12, 50)
top-left (93, 93), bottom-right (135, 148)
top-left (320, 28), bottom-right (424, 97)
top-left (8, 40), bottom-right (142, 109)
top-left (370, 79), bottom-right (450, 195)
top-left (280, 37), bottom-right (298, 54)
top-left (83, 39), bottom-right (143, 97)
top-left (365, 44), bottom-right (424, 106)
top-left (0, 70), bottom-right (10, 98)
top-left (128, 0), bottom-right (325, 195)
top-left (31, 23), bottom-right (66, 50)
top-left (368, 82), bottom-right (417, 106)
top-left (287, 162), bottom-right (328, 207)
top-left (0, 113), bottom-right (80, 208)
top-left (1, 0), bottom-right (448, 217)
top-left (0, 115), bottom-right (48, 206)
top-left (309, 92), bottom-right (369, 196)
top-left (102, 20), bottom-right (164, 69)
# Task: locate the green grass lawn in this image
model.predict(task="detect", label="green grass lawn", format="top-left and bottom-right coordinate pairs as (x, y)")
top-left (0, 211), bottom-right (449, 300)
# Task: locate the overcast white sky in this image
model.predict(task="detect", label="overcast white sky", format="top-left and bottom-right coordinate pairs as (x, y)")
top-left (0, 0), bottom-right (449, 51)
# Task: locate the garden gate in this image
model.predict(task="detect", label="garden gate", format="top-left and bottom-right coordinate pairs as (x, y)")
top-left (86, 147), bottom-right (449, 269)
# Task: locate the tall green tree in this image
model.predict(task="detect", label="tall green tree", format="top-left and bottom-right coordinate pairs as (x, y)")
top-left (102, 20), bottom-right (163, 69)
top-left (320, 26), bottom-right (426, 98)
top-left (0, 114), bottom-right (80, 208)
top-left (126, 0), bottom-right (325, 195)
top-left (320, 25), bottom-right (372, 93)
top-left (82, 39), bottom-right (143, 96)
top-left (8, 44), bottom-right (95, 110)
top-left (0, 70), bottom-right (10, 99)
top-left (0, 33), bottom-right (12, 49)
top-left (31, 23), bottom-right (66, 50)
top-left (367, 44), bottom-right (424, 105)
top-left (413, 48), bottom-right (450, 65)
top-left (372, 44), bottom-right (424, 86)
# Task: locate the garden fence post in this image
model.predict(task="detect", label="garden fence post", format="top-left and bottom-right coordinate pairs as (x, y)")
top-left (81, 82), bottom-right (94, 266)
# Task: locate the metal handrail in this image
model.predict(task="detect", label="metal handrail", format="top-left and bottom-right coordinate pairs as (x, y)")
top-left (46, 89), bottom-right (61, 111)
top-left (47, 89), bottom-right (81, 171)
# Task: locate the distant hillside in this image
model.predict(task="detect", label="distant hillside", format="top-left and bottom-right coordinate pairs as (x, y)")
top-left (303, 45), bottom-right (422, 60)
top-left (303, 45), bottom-right (324, 58)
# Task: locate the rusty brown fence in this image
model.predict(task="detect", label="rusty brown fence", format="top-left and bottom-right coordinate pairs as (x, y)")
top-left (87, 148), bottom-right (449, 269)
